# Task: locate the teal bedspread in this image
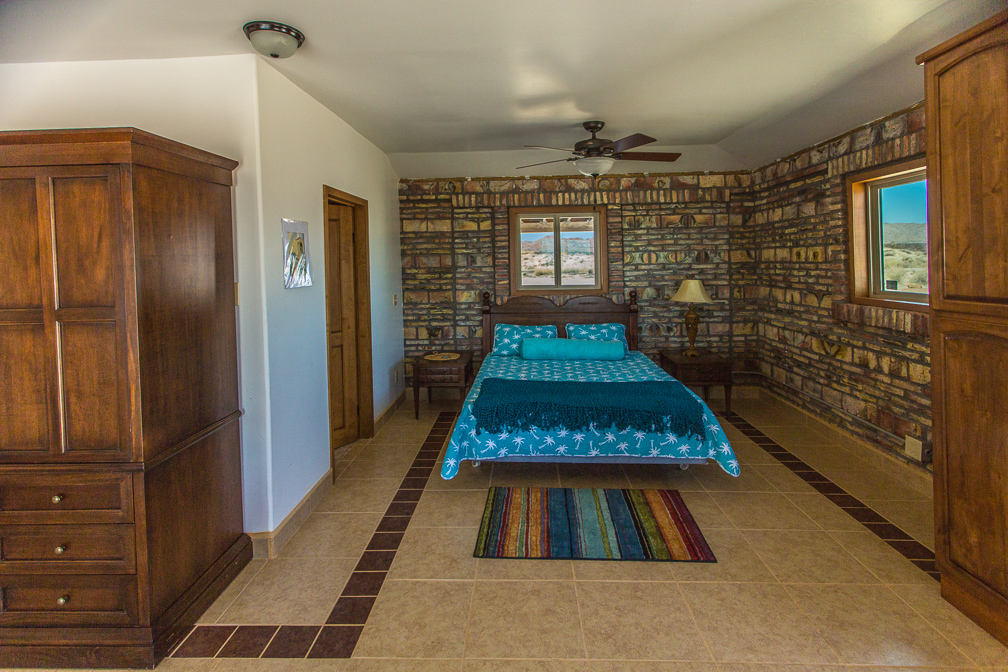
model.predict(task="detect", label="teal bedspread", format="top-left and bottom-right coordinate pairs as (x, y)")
top-left (441, 352), bottom-right (739, 479)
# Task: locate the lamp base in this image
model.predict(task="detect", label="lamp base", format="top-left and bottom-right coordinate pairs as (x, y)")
top-left (684, 303), bottom-right (700, 356)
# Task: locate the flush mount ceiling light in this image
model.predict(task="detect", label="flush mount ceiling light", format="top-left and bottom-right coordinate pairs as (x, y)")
top-left (243, 21), bottom-right (305, 59)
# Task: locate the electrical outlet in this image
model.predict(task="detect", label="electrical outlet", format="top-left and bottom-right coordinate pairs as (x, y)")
top-left (904, 435), bottom-right (923, 463)
top-left (393, 293), bottom-right (398, 306)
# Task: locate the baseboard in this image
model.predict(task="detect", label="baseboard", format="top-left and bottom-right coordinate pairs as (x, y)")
top-left (248, 469), bottom-right (333, 559)
top-left (374, 389), bottom-right (407, 434)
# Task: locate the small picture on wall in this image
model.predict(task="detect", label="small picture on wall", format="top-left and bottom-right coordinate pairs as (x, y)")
top-left (282, 218), bottom-right (313, 289)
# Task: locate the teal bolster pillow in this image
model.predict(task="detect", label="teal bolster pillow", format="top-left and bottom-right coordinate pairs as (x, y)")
top-left (520, 338), bottom-right (625, 361)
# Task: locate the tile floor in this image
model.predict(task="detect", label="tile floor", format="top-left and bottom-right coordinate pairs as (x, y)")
top-left (153, 389), bottom-right (1008, 671)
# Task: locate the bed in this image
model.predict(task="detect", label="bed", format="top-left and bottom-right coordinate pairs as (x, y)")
top-left (440, 292), bottom-right (739, 479)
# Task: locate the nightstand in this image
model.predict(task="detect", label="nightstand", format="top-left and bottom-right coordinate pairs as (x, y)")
top-left (659, 348), bottom-right (732, 413)
top-left (412, 350), bottom-right (474, 419)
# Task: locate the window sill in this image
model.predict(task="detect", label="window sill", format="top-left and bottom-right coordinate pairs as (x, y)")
top-left (832, 300), bottom-right (930, 337)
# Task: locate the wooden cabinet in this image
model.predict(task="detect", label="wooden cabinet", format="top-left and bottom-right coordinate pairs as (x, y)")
top-left (918, 10), bottom-right (1008, 646)
top-left (0, 129), bottom-right (251, 668)
top-left (412, 351), bottom-right (474, 419)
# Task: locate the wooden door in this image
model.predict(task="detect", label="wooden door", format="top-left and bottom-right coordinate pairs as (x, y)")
top-left (921, 10), bottom-right (1008, 645)
top-left (0, 167), bottom-right (131, 463)
top-left (326, 202), bottom-right (359, 449)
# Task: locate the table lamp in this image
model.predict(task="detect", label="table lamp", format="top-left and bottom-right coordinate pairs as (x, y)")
top-left (671, 278), bottom-right (713, 356)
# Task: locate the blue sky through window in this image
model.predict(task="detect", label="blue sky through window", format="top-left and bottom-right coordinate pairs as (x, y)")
top-left (880, 180), bottom-right (927, 223)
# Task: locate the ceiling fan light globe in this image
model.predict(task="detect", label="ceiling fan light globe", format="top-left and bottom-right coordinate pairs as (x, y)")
top-left (574, 156), bottom-right (615, 177)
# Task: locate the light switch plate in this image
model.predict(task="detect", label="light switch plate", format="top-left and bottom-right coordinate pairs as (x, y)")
top-left (393, 293), bottom-right (398, 306)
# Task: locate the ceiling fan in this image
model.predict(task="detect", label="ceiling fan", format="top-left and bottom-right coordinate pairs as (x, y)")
top-left (517, 121), bottom-right (681, 176)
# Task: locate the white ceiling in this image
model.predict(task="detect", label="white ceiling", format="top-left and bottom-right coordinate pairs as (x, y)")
top-left (1, 0), bottom-right (1003, 177)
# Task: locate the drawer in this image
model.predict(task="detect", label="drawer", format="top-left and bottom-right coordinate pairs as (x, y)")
top-left (677, 365), bottom-right (730, 383)
top-left (0, 472), bottom-right (134, 524)
top-left (419, 372), bottom-right (462, 384)
top-left (0, 574), bottom-right (138, 627)
top-left (0, 524), bottom-right (135, 574)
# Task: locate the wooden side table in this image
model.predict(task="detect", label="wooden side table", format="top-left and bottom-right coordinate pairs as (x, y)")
top-left (413, 350), bottom-right (474, 419)
top-left (659, 348), bottom-right (733, 413)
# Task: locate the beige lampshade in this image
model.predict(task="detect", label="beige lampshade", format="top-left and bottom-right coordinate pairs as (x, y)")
top-left (671, 278), bottom-right (713, 304)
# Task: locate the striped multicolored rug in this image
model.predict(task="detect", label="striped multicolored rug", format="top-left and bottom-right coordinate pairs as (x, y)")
top-left (475, 487), bottom-right (716, 562)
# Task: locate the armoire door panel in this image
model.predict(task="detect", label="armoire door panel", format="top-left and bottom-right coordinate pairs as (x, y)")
top-left (939, 326), bottom-right (1008, 597)
top-left (58, 321), bottom-right (122, 455)
top-left (50, 175), bottom-right (118, 309)
top-left (0, 178), bottom-right (42, 310)
top-left (936, 41), bottom-right (1008, 304)
top-left (0, 323), bottom-right (49, 454)
top-left (132, 166), bottom-right (240, 459)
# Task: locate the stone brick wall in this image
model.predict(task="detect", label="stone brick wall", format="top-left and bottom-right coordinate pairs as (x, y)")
top-left (399, 102), bottom-right (931, 460)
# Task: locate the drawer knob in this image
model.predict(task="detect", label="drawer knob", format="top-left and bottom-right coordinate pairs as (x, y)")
top-left (54, 545), bottom-right (66, 555)
top-left (51, 494), bottom-right (63, 504)
top-left (56, 594), bottom-right (69, 606)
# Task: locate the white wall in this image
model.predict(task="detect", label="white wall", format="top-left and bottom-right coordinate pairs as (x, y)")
top-left (0, 54), bottom-right (405, 534)
top-left (254, 61), bottom-right (404, 526)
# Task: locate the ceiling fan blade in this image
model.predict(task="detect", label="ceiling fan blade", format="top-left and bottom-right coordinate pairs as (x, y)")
top-left (515, 158), bottom-right (574, 169)
top-left (615, 151), bottom-right (682, 163)
top-left (604, 133), bottom-right (656, 154)
top-left (524, 145), bottom-right (575, 152)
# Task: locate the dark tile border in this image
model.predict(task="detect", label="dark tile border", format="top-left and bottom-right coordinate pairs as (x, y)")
top-left (722, 411), bottom-right (939, 581)
top-left (172, 410), bottom-right (457, 660)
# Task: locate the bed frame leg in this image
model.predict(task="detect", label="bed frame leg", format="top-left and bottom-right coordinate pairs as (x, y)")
top-left (472, 461), bottom-right (481, 468)
top-left (679, 464), bottom-right (689, 470)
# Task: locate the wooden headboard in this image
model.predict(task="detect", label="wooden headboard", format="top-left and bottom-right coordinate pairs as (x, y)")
top-left (482, 291), bottom-right (638, 355)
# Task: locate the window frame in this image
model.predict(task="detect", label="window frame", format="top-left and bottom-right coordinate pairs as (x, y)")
top-left (845, 156), bottom-right (928, 312)
top-left (509, 205), bottom-right (609, 296)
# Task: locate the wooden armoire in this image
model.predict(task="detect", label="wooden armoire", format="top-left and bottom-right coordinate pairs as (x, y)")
top-left (0, 129), bottom-right (250, 667)
top-left (918, 11), bottom-right (1008, 645)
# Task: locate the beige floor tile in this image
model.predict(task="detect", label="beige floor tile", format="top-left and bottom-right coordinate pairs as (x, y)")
top-left (156, 657), bottom-right (223, 672)
top-left (371, 424), bottom-right (431, 444)
top-left (572, 559), bottom-right (674, 581)
top-left (862, 498), bottom-right (934, 550)
top-left (490, 462), bottom-right (561, 487)
top-left (429, 463), bottom-right (492, 490)
top-left (338, 456), bottom-right (415, 480)
top-left (786, 583), bottom-right (971, 667)
top-left (750, 464), bottom-right (819, 494)
top-left (693, 465), bottom-right (776, 493)
top-left (891, 582), bottom-right (1008, 667)
top-left (388, 526), bottom-right (479, 580)
top-left (715, 665), bottom-right (847, 672)
top-left (588, 662), bottom-right (718, 672)
top-left (476, 557), bottom-right (574, 580)
top-left (355, 442), bottom-right (422, 461)
top-left (354, 580), bottom-right (473, 658)
top-left (346, 659), bottom-right (461, 672)
top-left (465, 581), bottom-right (585, 659)
top-left (782, 493), bottom-right (864, 532)
top-left (464, 661), bottom-right (588, 672)
top-left (788, 445), bottom-right (872, 474)
top-left (742, 530), bottom-right (879, 584)
top-left (219, 557), bottom-right (356, 624)
top-left (413, 490), bottom-right (490, 527)
top-left (557, 464), bottom-right (631, 489)
top-left (712, 492), bottom-right (819, 530)
top-left (677, 490), bottom-right (735, 529)
top-left (577, 581), bottom-right (711, 661)
top-left (671, 528), bottom-right (776, 583)
top-left (621, 464), bottom-right (705, 490)
top-left (827, 530), bottom-right (933, 585)
top-left (211, 660), bottom-right (344, 672)
top-left (197, 559), bottom-right (267, 624)
top-left (279, 512), bottom-right (383, 558)
top-left (316, 478), bottom-right (401, 513)
top-left (681, 582), bottom-right (840, 664)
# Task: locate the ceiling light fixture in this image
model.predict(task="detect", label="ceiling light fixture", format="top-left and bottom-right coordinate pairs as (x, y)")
top-left (573, 156), bottom-right (615, 177)
top-left (243, 21), bottom-right (305, 59)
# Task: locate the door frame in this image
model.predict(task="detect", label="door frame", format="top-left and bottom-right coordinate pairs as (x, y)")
top-left (323, 185), bottom-right (374, 474)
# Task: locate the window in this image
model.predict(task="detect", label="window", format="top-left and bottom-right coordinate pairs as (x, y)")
top-left (510, 206), bottom-right (608, 294)
top-left (846, 157), bottom-right (928, 309)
